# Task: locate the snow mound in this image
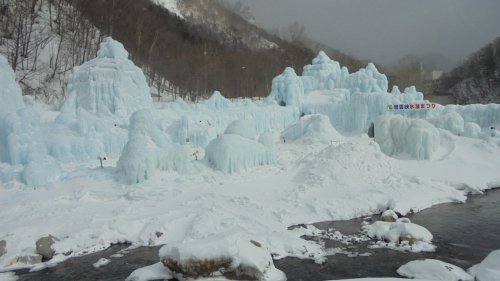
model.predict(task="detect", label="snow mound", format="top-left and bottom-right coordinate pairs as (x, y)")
top-left (468, 249), bottom-right (500, 281)
top-left (375, 115), bottom-right (440, 160)
top-left (299, 141), bottom-right (396, 190)
top-left (268, 67), bottom-right (304, 106)
top-left (282, 114), bottom-right (343, 144)
top-left (62, 37), bottom-right (152, 118)
top-left (398, 259), bottom-right (473, 281)
top-left (118, 110), bottom-right (191, 184)
top-left (0, 55), bottom-right (24, 114)
top-left (159, 233), bottom-right (286, 281)
top-left (225, 119), bottom-right (257, 140)
top-left (205, 134), bottom-right (277, 173)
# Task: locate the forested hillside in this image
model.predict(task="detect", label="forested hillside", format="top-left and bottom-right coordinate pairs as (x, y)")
top-left (438, 37), bottom-right (500, 104)
top-left (0, 0), bottom-right (366, 103)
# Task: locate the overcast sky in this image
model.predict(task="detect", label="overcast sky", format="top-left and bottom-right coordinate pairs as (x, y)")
top-left (225, 0), bottom-right (500, 70)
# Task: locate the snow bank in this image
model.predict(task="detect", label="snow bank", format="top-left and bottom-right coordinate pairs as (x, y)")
top-left (205, 134), bottom-right (277, 173)
top-left (468, 249), bottom-right (500, 281)
top-left (268, 67), bottom-right (304, 106)
top-left (282, 114), bottom-right (343, 144)
top-left (159, 233), bottom-right (286, 281)
top-left (118, 110), bottom-right (191, 184)
top-left (398, 259), bottom-right (473, 281)
top-left (375, 115), bottom-right (441, 160)
top-left (0, 55), bottom-right (24, 114)
top-left (61, 37), bottom-right (152, 118)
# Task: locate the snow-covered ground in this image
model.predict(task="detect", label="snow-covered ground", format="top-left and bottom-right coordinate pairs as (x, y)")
top-left (1, 38), bottom-right (500, 280)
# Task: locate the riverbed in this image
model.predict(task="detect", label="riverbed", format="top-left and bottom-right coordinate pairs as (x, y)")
top-left (13, 188), bottom-right (500, 281)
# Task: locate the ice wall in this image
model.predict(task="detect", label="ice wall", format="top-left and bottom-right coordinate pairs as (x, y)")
top-left (0, 55), bottom-right (24, 114)
top-left (375, 115), bottom-right (440, 160)
top-left (61, 37), bottom-right (152, 119)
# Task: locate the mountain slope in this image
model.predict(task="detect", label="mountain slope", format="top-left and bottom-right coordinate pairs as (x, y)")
top-left (437, 37), bottom-right (500, 104)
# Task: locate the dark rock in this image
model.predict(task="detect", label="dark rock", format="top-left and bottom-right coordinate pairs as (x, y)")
top-left (36, 235), bottom-right (59, 260)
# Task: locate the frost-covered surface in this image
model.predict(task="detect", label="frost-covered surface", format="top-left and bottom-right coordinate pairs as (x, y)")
top-left (397, 259), bottom-right (473, 281)
top-left (1, 49), bottom-right (500, 274)
top-left (468, 249), bottom-right (500, 281)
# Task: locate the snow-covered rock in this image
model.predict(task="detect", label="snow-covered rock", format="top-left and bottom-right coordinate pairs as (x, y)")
top-left (363, 220), bottom-right (433, 245)
top-left (159, 233), bottom-right (286, 281)
top-left (398, 259), bottom-right (473, 281)
top-left (375, 115), bottom-right (441, 160)
top-left (468, 249), bottom-right (500, 281)
top-left (36, 235), bottom-right (59, 260)
top-left (126, 262), bottom-right (173, 281)
top-left (381, 210), bottom-right (399, 222)
top-left (205, 134), bottom-right (277, 173)
top-left (61, 37), bottom-right (152, 118)
top-left (282, 114), bottom-right (343, 144)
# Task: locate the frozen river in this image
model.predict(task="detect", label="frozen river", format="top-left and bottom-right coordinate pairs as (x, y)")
top-left (14, 188), bottom-right (500, 281)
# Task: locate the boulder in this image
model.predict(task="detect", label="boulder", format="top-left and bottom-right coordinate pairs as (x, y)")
top-left (0, 240), bottom-right (6, 257)
top-left (36, 235), bottom-right (59, 260)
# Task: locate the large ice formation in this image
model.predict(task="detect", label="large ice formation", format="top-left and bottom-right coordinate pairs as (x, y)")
top-left (118, 110), bottom-right (191, 184)
top-left (282, 114), bottom-right (342, 144)
top-left (205, 134), bottom-right (277, 174)
top-left (61, 37), bottom-right (152, 118)
top-left (268, 67), bottom-right (304, 106)
top-left (0, 55), bottom-right (24, 114)
top-left (302, 51), bottom-right (349, 91)
top-left (375, 115), bottom-right (440, 160)
top-left (225, 119), bottom-right (257, 140)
